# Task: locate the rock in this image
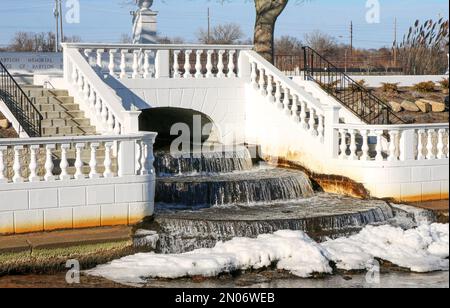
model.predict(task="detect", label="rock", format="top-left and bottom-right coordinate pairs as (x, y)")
top-left (415, 100), bottom-right (432, 113)
top-left (417, 99), bottom-right (446, 113)
top-left (0, 119), bottom-right (11, 129)
top-left (401, 100), bottom-right (419, 112)
top-left (388, 101), bottom-right (403, 112)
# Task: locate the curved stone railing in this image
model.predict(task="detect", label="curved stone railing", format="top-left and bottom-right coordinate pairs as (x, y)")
top-left (63, 44), bottom-right (141, 135)
top-left (334, 123), bottom-right (449, 162)
top-left (0, 132), bottom-right (156, 184)
top-left (243, 50), bottom-right (325, 142)
top-left (63, 43), bottom-right (253, 80)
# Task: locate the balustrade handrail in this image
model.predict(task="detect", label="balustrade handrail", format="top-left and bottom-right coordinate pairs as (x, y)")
top-left (63, 46), bottom-right (129, 131)
top-left (333, 122), bottom-right (449, 131)
top-left (0, 60), bottom-right (43, 137)
top-left (63, 43), bottom-right (254, 51)
top-left (0, 132), bottom-right (156, 147)
top-left (244, 50), bottom-right (324, 115)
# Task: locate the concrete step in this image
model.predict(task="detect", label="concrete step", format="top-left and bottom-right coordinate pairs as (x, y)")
top-left (42, 118), bottom-right (92, 127)
top-left (24, 89), bottom-right (69, 98)
top-left (42, 126), bottom-right (97, 136)
top-left (38, 103), bottom-right (80, 112)
top-left (35, 96), bottom-right (75, 105)
top-left (42, 110), bottom-right (86, 120)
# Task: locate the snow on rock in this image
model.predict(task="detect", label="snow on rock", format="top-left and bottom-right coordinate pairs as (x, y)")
top-left (87, 230), bottom-right (332, 285)
top-left (323, 223), bottom-right (449, 273)
top-left (87, 224), bottom-right (449, 286)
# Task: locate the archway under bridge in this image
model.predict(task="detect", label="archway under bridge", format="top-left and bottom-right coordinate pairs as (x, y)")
top-left (139, 107), bottom-right (222, 150)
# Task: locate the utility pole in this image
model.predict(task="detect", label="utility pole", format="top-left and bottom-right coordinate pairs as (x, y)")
top-left (350, 21), bottom-right (353, 56)
top-left (59, 0), bottom-right (64, 44)
top-left (207, 7), bottom-right (211, 44)
top-left (393, 17), bottom-right (398, 67)
top-left (54, 0), bottom-right (60, 52)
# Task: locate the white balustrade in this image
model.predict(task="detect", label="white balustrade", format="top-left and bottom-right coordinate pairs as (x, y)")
top-left (332, 124), bottom-right (449, 162)
top-left (0, 133), bottom-right (157, 184)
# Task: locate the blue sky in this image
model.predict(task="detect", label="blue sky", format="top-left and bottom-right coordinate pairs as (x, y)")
top-left (0, 0), bottom-right (448, 48)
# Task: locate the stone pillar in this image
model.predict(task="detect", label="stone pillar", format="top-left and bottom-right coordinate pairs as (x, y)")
top-left (132, 0), bottom-right (158, 44)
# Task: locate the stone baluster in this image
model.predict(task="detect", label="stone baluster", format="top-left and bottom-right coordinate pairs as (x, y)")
top-left (339, 129), bottom-right (347, 159)
top-left (360, 130), bottom-right (370, 161)
top-left (250, 62), bottom-right (258, 88)
top-left (75, 143), bottom-right (85, 180)
top-left (309, 108), bottom-right (317, 136)
top-left (300, 101), bottom-right (308, 129)
top-left (108, 49), bottom-right (116, 76)
top-left (388, 130), bottom-right (399, 161)
top-left (132, 50), bottom-right (140, 79)
top-left (195, 50), bottom-right (204, 78)
top-left (88, 87), bottom-right (96, 112)
top-left (139, 140), bottom-right (149, 175)
top-left (107, 110), bottom-right (115, 133)
top-left (44, 145), bottom-right (55, 181)
top-left (417, 129), bottom-right (426, 160)
top-left (95, 96), bottom-right (103, 124)
top-left (291, 95), bottom-right (299, 122)
top-left (83, 78), bottom-right (90, 102)
top-left (0, 146), bottom-right (6, 183)
top-left (143, 50), bottom-right (151, 78)
top-left (89, 143), bottom-right (100, 179)
top-left (29, 145), bottom-right (40, 182)
top-left (437, 129), bottom-right (446, 159)
top-left (101, 102), bottom-right (108, 131)
top-left (184, 50), bottom-right (192, 78)
top-left (96, 49), bottom-right (103, 69)
top-left (173, 50), bottom-right (181, 78)
top-left (426, 129), bottom-right (436, 160)
top-left (318, 115), bottom-right (324, 142)
top-left (259, 68), bottom-right (266, 95)
top-left (275, 81), bottom-right (283, 109)
top-left (348, 130), bottom-right (358, 160)
top-left (206, 50), bottom-right (214, 78)
top-left (266, 75), bottom-right (274, 103)
top-left (217, 50), bottom-right (225, 78)
top-left (83, 49), bottom-right (92, 65)
top-left (60, 144), bottom-right (71, 181)
top-left (77, 72), bottom-right (84, 93)
top-left (114, 117), bottom-right (121, 135)
top-left (375, 130), bottom-right (384, 161)
top-left (71, 66), bottom-right (78, 85)
top-left (103, 142), bottom-right (114, 178)
top-left (283, 87), bottom-right (291, 115)
top-left (120, 50), bottom-right (127, 79)
top-left (12, 146), bottom-right (23, 183)
top-left (228, 50), bottom-right (236, 78)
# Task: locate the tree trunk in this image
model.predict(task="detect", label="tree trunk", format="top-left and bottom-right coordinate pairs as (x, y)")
top-left (254, 0), bottom-right (288, 64)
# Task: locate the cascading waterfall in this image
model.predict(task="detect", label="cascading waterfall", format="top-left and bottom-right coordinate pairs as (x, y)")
top-left (147, 145), bottom-right (395, 254)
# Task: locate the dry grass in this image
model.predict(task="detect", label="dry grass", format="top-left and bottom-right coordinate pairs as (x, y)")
top-left (412, 81), bottom-right (436, 93)
top-left (438, 78), bottom-right (449, 93)
top-left (0, 113), bottom-right (18, 138)
top-left (380, 82), bottom-right (400, 93)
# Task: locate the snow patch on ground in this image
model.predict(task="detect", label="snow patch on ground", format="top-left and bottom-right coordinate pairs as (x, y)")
top-left (87, 224), bottom-right (449, 286)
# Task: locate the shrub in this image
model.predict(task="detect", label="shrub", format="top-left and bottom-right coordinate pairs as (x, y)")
top-left (438, 78), bottom-right (449, 93)
top-left (412, 81), bottom-right (436, 93)
top-left (380, 82), bottom-right (399, 93)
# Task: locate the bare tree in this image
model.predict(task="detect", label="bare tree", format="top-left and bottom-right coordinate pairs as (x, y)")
top-left (119, 33), bottom-right (133, 44)
top-left (7, 32), bottom-right (81, 52)
top-left (304, 30), bottom-right (338, 57)
top-left (197, 23), bottom-right (245, 45)
top-left (275, 35), bottom-right (303, 55)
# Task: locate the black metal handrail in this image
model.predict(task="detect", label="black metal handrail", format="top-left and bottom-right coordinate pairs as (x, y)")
top-left (302, 46), bottom-right (405, 125)
top-left (0, 60), bottom-right (42, 137)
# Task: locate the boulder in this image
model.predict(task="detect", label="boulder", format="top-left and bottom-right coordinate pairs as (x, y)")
top-left (401, 100), bottom-right (419, 112)
top-left (0, 119), bottom-right (11, 129)
top-left (415, 100), bottom-right (432, 113)
top-left (417, 99), bottom-right (446, 113)
top-left (388, 101), bottom-right (403, 113)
